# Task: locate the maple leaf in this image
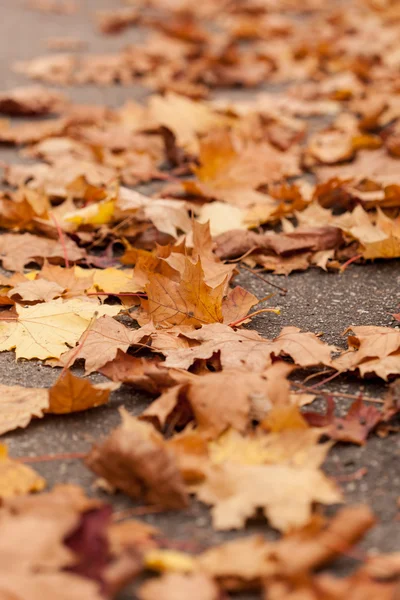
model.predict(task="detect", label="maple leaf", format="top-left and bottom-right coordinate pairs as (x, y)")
top-left (138, 573), bottom-right (220, 600)
top-left (334, 325), bottom-right (400, 379)
top-left (197, 506), bottom-right (375, 586)
top-left (272, 326), bottom-right (337, 367)
top-left (142, 364), bottom-right (293, 437)
top-left (304, 397), bottom-right (382, 445)
top-left (0, 383), bottom-right (49, 435)
top-left (0, 444), bottom-right (45, 498)
top-left (86, 409), bottom-right (188, 509)
top-left (140, 258), bottom-right (226, 328)
top-left (0, 298), bottom-right (121, 360)
top-left (48, 371), bottom-right (119, 414)
top-left (148, 93), bottom-right (230, 153)
top-left (194, 461), bottom-right (341, 531)
top-left (37, 262), bottom-right (94, 299)
top-left (161, 323), bottom-right (274, 371)
top-left (9, 279), bottom-right (65, 303)
top-left (0, 85), bottom-right (67, 115)
top-left (0, 232), bottom-right (85, 272)
top-left (58, 317), bottom-right (153, 374)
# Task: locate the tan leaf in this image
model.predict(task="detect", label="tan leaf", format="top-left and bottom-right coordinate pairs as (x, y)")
top-left (85, 409), bottom-right (188, 509)
top-left (138, 572), bottom-right (220, 600)
top-left (9, 279), bottom-right (65, 302)
top-left (58, 316), bottom-right (153, 374)
top-left (221, 286), bottom-right (259, 325)
top-left (0, 233), bottom-right (85, 272)
top-left (194, 461), bottom-right (341, 531)
top-left (0, 384), bottom-right (49, 435)
top-left (161, 323), bottom-right (274, 371)
top-left (0, 85), bottom-right (67, 116)
top-left (272, 326), bottom-right (336, 367)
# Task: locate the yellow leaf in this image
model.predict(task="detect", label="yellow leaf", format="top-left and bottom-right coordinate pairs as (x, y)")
top-left (0, 298), bottom-right (121, 360)
top-left (63, 198), bottom-right (115, 227)
top-left (0, 383), bottom-right (49, 435)
top-left (144, 549), bottom-right (196, 573)
top-left (0, 445), bottom-right (45, 498)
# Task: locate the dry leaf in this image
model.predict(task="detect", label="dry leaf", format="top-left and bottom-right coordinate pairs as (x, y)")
top-left (48, 371), bottom-right (118, 414)
top-left (0, 384), bottom-right (49, 435)
top-left (0, 445), bottom-right (45, 498)
top-left (86, 409), bottom-right (188, 509)
top-left (0, 298), bottom-right (121, 360)
top-left (138, 572), bottom-right (220, 600)
top-left (194, 461), bottom-right (341, 531)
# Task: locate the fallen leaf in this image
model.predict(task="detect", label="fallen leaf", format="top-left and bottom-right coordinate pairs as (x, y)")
top-left (0, 233), bottom-right (85, 272)
top-left (0, 298), bottom-right (121, 360)
top-left (194, 461), bottom-right (341, 531)
top-left (0, 85), bottom-right (67, 115)
top-left (57, 316), bottom-right (153, 374)
top-left (48, 371), bottom-right (118, 414)
top-left (86, 409), bottom-right (188, 509)
top-left (0, 384), bottom-right (49, 435)
top-left (0, 445), bottom-right (45, 498)
top-left (9, 279), bottom-right (65, 302)
top-left (138, 572), bottom-right (220, 600)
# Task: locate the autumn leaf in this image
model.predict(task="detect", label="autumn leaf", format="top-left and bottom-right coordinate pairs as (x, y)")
top-left (0, 232), bottom-right (85, 272)
top-left (86, 409), bottom-right (188, 509)
top-left (0, 299), bottom-right (121, 360)
top-left (140, 258), bottom-right (226, 328)
top-left (57, 317), bottom-right (154, 374)
top-left (0, 444), bottom-right (45, 498)
top-left (9, 278), bottom-right (65, 302)
top-left (142, 363), bottom-right (293, 436)
top-left (138, 572), bottom-right (220, 600)
top-left (48, 371), bottom-right (119, 414)
top-left (193, 461), bottom-right (341, 531)
top-left (0, 383), bottom-right (48, 435)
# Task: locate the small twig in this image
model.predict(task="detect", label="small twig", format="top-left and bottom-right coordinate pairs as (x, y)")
top-left (112, 506), bottom-right (164, 521)
top-left (87, 292), bottom-right (147, 297)
top-left (307, 371), bottom-right (341, 389)
top-left (334, 467), bottom-right (368, 483)
top-left (18, 451), bottom-right (86, 464)
top-left (239, 264), bottom-right (287, 294)
top-left (291, 382), bottom-right (384, 404)
top-left (50, 213), bottom-right (70, 268)
top-left (302, 369), bottom-right (333, 383)
top-left (340, 254), bottom-right (363, 273)
top-left (228, 307), bottom-right (280, 328)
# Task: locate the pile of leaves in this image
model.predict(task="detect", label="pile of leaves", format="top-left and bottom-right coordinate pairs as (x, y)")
top-left (0, 0), bottom-right (399, 598)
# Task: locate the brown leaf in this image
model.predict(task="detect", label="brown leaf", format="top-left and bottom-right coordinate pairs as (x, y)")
top-left (0, 233), bottom-right (85, 272)
top-left (48, 371), bottom-right (118, 414)
top-left (142, 365), bottom-right (293, 437)
top-left (214, 227), bottom-right (343, 260)
top-left (58, 317), bottom-right (153, 374)
top-left (161, 323), bottom-right (274, 371)
top-left (221, 286), bottom-right (259, 325)
top-left (85, 409), bottom-right (188, 509)
top-left (141, 258), bottom-right (226, 328)
top-left (0, 86), bottom-right (67, 115)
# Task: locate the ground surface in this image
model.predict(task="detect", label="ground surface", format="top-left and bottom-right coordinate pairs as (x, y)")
top-left (1, 2), bottom-right (399, 597)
